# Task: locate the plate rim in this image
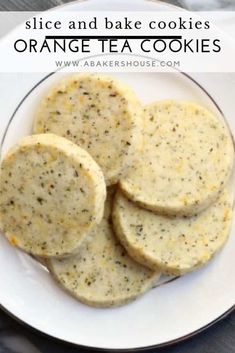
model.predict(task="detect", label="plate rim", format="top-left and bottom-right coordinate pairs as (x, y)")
top-left (0, 303), bottom-right (234, 351)
top-left (0, 69), bottom-right (234, 350)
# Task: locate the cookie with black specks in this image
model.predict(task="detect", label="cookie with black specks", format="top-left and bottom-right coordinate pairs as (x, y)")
top-left (48, 190), bottom-right (160, 307)
top-left (33, 74), bottom-right (143, 186)
top-left (0, 134), bottom-right (106, 257)
top-left (120, 100), bottom-right (234, 216)
top-left (113, 189), bottom-right (233, 275)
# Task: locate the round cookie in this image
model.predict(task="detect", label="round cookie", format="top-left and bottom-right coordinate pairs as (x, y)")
top-left (33, 74), bottom-right (143, 186)
top-left (0, 134), bottom-right (106, 257)
top-left (120, 100), bottom-right (234, 216)
top-left (112, 190), bottom-right (233, 275)
top-left (48, 190), bottom-right (160, 307)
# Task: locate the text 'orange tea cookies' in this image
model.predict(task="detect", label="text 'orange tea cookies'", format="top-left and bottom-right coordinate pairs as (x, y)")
top-left (48, 191), bottom-right (160, 307)
top-left (120, 101), bottom-right (234, 216)
top-left (113, 190), bottom-right (233, 275)
top-left (0, 134), bottom-right (106, 258)
top-left (33, 74), bottom-right (143, 185)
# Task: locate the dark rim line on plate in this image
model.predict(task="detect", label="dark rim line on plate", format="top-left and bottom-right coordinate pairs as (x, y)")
top-left (0, 303), bottom-right (234, 352)
top-left (0, 68), bottom-right (234, 351)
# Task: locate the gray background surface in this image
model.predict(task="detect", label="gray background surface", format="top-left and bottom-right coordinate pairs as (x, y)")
top-left (0, 0), bottom-right (234, 352)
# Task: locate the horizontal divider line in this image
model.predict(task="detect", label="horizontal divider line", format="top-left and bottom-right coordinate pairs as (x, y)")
top-left (45, 35), bottom-right (182, 40)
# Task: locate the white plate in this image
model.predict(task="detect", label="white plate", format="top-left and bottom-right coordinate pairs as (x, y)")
top-left (0, 0), bottom-right (235, 350)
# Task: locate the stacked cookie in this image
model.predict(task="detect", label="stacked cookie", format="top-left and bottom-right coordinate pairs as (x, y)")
top-left (0, 74), bottom-right (234, 307)
top-left (113, 101), bottom-right (234, 275)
